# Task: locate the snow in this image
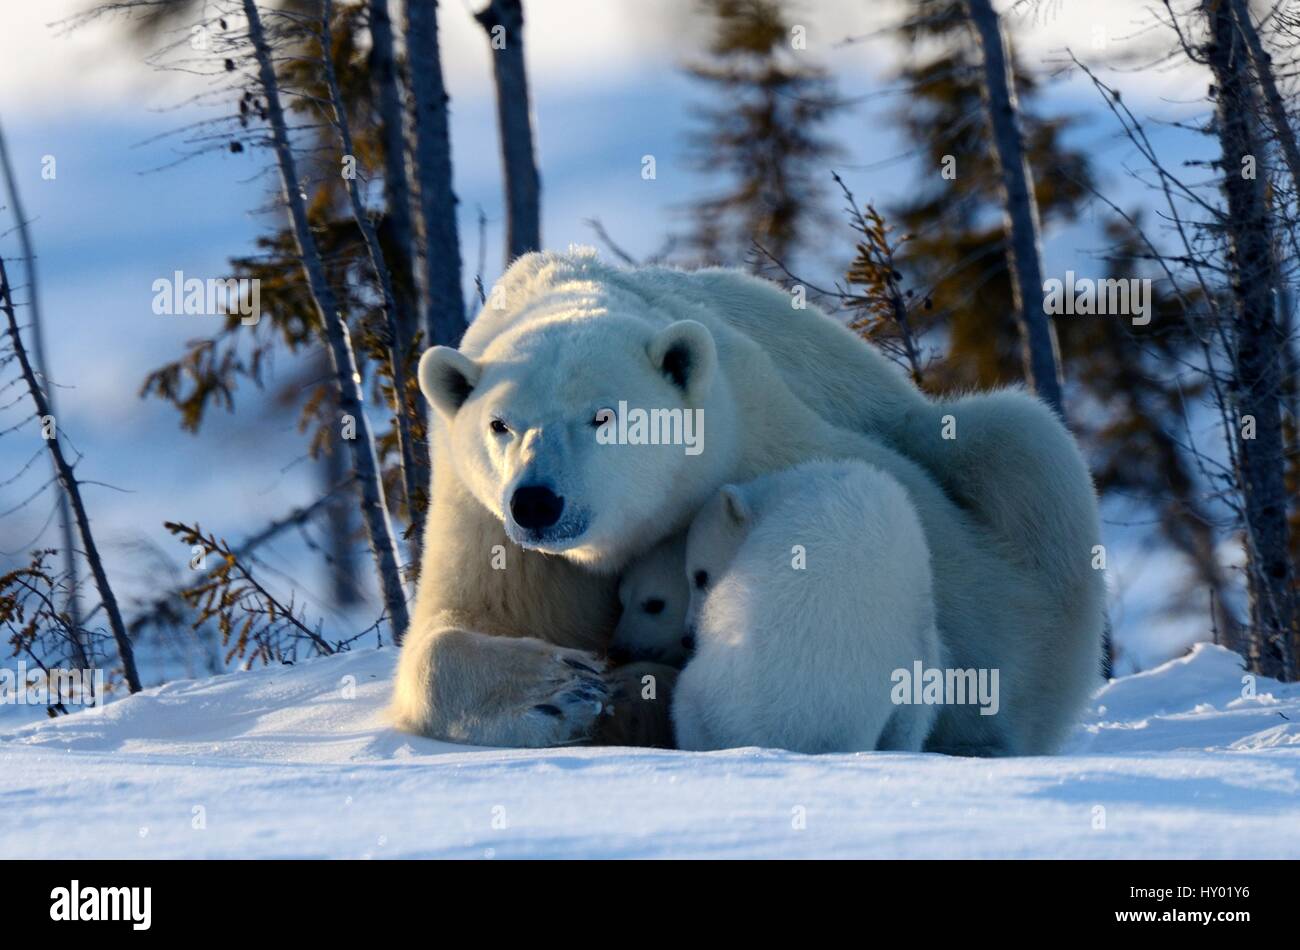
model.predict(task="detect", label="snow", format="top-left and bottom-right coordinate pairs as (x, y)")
top-left (1, 643), bottom-right (1298, 858)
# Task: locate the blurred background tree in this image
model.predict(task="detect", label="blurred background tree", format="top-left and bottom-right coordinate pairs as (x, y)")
top-left (684, 0), bottom-right (843, 269)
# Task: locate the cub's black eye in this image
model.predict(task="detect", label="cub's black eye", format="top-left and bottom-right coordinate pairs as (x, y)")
top-left (694, 570), bottom-right (709, 590)
top-left (642, 598), bottom-right (665, 615)
top-left (489, 419), bottom-right (509, 435)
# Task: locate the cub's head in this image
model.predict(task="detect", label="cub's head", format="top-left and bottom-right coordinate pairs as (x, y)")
top-left (683, 482), bottom-right (753, 642)
top-left (610, 534), bottom-right (690, 667)
top-left (420, 314), bottom-right (732, 570)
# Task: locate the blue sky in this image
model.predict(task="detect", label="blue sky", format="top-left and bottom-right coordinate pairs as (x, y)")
top-left (0, 0), bottom-right (1223, 678)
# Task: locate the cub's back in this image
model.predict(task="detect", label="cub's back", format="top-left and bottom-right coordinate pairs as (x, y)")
top-left (707, 460), bottom-right (935, 651)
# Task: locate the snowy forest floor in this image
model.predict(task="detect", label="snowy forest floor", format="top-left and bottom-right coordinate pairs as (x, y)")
top-left (2, 643), bottom-right (1298, 858)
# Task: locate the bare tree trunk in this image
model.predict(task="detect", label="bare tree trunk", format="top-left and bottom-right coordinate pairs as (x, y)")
top-left (475, 0), bottom-right (541, 261)
top-left (1206, 0), bottom-right (1297, 680)
top-left (243, 0), bottom-right (410, 640)
top-left (1279, 285), bottom-right (1298, 426)
top-left (1, 256), bottom-right (140, 692)
top-left (963, 0), bottom-right (1064, 417)
top-left (368, 0), bottom-right (431, 510)
top-left (1228, 0), bottom-right (1300, 197)
top-left (0, 120), bottom-right (88, 669)
top-left (367, 0), bottom-right (422, 351)
top-left (320, 0), bottom-right (424, 572)
top-left (321, 438), bottom-right (361, 607)
top-left (1100, 619), bottom-right (1114, 679)
top-left (406, 0), bottom-right (467, 345)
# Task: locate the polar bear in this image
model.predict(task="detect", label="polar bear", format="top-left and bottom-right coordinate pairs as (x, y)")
top-left (671, 460), bottom-right (942, 753)
top-left (609, 534), bottom-right (692, 668)
top-left (391, 249), bottom-right (1104, 753)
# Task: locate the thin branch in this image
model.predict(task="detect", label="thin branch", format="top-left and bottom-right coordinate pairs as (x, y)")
top-left (1, 254), bottom-right (140, 691)
top-left (0, 118), bottom-right (86, 667)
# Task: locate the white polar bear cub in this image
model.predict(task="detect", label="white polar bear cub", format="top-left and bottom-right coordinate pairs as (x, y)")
top-left (672, 459), bottom-right (943, 754)
top-left (610, 534), bottom-right (692, 668)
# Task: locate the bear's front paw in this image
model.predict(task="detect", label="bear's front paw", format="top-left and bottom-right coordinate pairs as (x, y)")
top-left (520, 649), bottom-right (611, 746)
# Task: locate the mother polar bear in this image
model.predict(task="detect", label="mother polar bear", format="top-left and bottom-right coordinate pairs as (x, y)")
top-left (390, 249), bottom-right (1104, 755)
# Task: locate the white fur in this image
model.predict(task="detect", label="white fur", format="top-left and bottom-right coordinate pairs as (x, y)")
top-left (610, 534), bottom-right (691, 668)
top-left (391, 249), bottom-right (1104, 753)
top-left (673, 461), bottom-right (941, 754)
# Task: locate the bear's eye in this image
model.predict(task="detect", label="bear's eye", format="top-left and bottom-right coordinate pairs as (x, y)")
top-left (642, 598), bottom-right (665, 615)
top-left (489, 418), bottom-right (510, 435)
top-left (694, 570), bottom-right (709, 590)
top-left (591, 408), bottom-right (614, 428)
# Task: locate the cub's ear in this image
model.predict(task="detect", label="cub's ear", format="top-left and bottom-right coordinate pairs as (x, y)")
top-left (648, 320), bottom-right (716, 401)
top-left (418, 346), bottom-right (482, 417)
top-left (720, 485), bottom-right (750, 526)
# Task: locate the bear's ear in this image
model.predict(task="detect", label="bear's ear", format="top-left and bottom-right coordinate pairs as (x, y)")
top-left (720, 485), bottom-right (750, 526)
top-left (648, 320), bottom-right (716, 401)
top-left (418, 346), bottom-right (482, 417)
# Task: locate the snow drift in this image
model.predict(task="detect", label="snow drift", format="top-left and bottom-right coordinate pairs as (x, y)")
top-left (1, 643), bottom-right (1297, 858)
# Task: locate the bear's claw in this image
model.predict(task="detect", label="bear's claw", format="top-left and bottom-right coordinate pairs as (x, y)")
top-left (515, 649), bottom-right (613, 744)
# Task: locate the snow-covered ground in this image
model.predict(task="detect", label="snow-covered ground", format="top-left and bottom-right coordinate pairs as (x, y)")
top-left (1, 643), bottom-right (1297, 858)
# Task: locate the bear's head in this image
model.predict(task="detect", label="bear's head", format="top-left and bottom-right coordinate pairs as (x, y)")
top-left (420, 313), bottom-right (738, 571)
top-left (609, 534), bottom-right (691, 667)
top-left (682, 482), bottom-right (752, 642)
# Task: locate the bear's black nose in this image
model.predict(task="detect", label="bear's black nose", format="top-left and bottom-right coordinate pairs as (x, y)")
top-left (681, 633), bottom-right (696, 651)
top-left (607, 645), bottom-right (631, 664)
top-left (511, 484), bottom-right (565, 531)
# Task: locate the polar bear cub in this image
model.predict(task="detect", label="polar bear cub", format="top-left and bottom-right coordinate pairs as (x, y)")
top-left (610, 534), bottom-right (692, 668)
top-left (671, 460), bottom-right (942, 754)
